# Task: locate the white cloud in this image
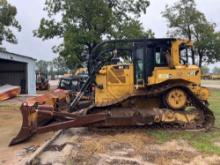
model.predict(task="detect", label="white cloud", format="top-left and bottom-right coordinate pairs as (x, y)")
top-left (4, 0), bottom-right (60, 61)
top-left (3, 0), bottom-right (220, 68)
top-left (141, 0), bottom-right (220, 37)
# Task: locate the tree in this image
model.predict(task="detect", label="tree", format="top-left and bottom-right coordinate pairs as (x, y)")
top-left (162, 0), bottom-right (220, 67)
top-left (111, 20), bottom-right (154, 39)
top-left (212, 67), bottom-right (220, 74)
top-left (36, 60), bottom-right (49, 74)
top-left (48, 61), bottom-right (55, 80)
top-left (52, 56), bottom-right (68, 75)
top-left (0, 0), bottom-right (21, 46)
top-left (193, 18), bottom-right (220, 66)
top-left (34, 0), bottom-right (151, 68)
top-left (201, 66), bottom-right (209, 75)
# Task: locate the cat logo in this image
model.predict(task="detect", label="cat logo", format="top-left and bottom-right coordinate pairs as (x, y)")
top-left (189, 71), bottom-right (196, 76)
top-left (159, 74), bottom-right (170, 79)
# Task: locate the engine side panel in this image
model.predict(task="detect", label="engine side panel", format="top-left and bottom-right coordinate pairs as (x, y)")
top-left (95, 64), bottom-right (134, 105)
top-left (148, 65), bottom-right (201, 85)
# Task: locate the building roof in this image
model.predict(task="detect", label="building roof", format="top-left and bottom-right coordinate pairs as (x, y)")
top-left (5, 51), bottom-right (36, 61)
top-left (0, 51), bottom-right (36, 63)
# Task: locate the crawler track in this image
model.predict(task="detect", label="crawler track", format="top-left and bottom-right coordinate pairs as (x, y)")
top-left (86, 82), bottom-right (215, 130)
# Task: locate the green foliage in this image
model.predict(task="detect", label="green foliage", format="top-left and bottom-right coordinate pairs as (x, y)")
top-left (0, 0), bottom-right (21, 45)
top-left (36, 60), bottom-right (49, 74)
top-left (162, 0), bottom-right (220, 66)
top-left (162, 0), bottom-right (200, 39)
top-left (112, 20), bottom-right (154, 39)
top-left (212, 67), bottom-right (220, 74)
top-left (201, 66), bottom-right (210, 75)
top-left (36, 58), bottom-right (69, 76)
top-left (34, 0), bottom-right (152, 68)
top-left (194, 21), bottom-right (220, 65)
top-left (52, 56), bottom-right (68, 75)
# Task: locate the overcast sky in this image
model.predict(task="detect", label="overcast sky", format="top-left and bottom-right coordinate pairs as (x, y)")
top-left (4, 0), bottom-right (220, 67)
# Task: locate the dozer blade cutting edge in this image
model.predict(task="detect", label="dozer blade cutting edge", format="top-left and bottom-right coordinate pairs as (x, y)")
top-left (9, 102), bottom-right (108, 146)
top-left (9, 89), bottom-right (105, 146)
top-left (10, 104), bottom-right (38, 146)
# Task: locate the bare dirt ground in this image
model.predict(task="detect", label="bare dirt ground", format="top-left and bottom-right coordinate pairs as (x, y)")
top-left (33, 128), bottom-right (220, 165)
top-left (1, 80), bottom-right (220, 165)
top-left (0, 97), bottom-right (56, 165)
top-left (0, 80), bottom-right (59, 165)
top-left (0, 81), bottom-right (58, 165)
top-left (202, 80), bottom-right (220, 89)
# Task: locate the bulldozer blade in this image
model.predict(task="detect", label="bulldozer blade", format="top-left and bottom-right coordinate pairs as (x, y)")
top-left (9, 89), bottom-right (72, 146)
top-left (9, 127), bottom-right (33, 146)
top-left (9, 104), bottom-right (37, 146)
top-left (9, 103), bottom-right (108, 146)
top-left (9, 103), bottom-right (57, 146)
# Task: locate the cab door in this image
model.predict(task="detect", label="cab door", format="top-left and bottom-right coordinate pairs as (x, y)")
top-left (133, 45), bottom-right (146, 87)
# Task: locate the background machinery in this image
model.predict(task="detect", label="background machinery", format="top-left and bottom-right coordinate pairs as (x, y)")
top-left (58, 67), bottom-right (89, 92)
top-left (36, 72), bottom-right (50, 90)
top-left (202, 74), bottom-right (220, 80)
top-left (10, 38), bottom-right (215, 146)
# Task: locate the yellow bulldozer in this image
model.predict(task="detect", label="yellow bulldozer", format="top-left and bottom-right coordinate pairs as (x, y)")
top-left (10, 38), bottom-right (215, 146)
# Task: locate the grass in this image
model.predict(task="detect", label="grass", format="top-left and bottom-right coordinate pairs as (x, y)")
top-left (147, 89), bottom-right (220, 155)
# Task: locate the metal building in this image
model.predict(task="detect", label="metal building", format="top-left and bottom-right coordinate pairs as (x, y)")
top-left (0, 51), bottom-right (36, 95)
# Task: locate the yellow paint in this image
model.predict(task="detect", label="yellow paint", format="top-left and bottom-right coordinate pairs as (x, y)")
top-left (95, 64), bottom-right (134, 105)
top-left (170, 39), bottom-right (193, 67)
top-left (158, 109), bottom-right (198, 123)
top-left (148, 66), bottom-right (201, 85)
top-left (95, 39), bottom-right (208, 106)
top-left (166, 88), bottom-right (187, 110)
top-left (75, 67), bottom-right (87, 75)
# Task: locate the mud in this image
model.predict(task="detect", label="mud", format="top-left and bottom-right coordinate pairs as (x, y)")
top-left (33, 128), bottom-right (220, 165)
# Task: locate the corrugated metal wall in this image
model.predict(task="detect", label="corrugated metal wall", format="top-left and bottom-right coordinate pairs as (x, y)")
top-left (0, 59), bottom-right (27, 93)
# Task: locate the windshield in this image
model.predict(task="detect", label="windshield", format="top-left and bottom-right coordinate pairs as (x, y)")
top-left (60, 79), bottom-right (71, 88)
top-left (179, 44), bottom-right (192, 65)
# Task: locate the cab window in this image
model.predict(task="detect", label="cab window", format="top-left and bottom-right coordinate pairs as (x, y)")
top-left (135, 48), bottom-right (144, 80)
top-left (180, 44), bottom-right (192, 65)
top-left (155, 47), bottom-right (168, 66)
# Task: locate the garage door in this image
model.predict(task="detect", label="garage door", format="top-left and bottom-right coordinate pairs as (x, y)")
top-left (0, 59), bottom-right (27, 94)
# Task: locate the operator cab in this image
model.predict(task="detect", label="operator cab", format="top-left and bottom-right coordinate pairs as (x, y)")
top-left (133, 39), bottom-right (171, 87)
top-left (91, 38), bottom-right (192, 88)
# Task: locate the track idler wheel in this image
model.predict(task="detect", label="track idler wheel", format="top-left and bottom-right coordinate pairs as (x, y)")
top-left (164, 88), bottom-right (187, 110)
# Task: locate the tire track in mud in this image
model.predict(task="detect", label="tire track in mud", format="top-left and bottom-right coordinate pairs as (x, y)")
top-left (25, 128), bottom-right (220, 165)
